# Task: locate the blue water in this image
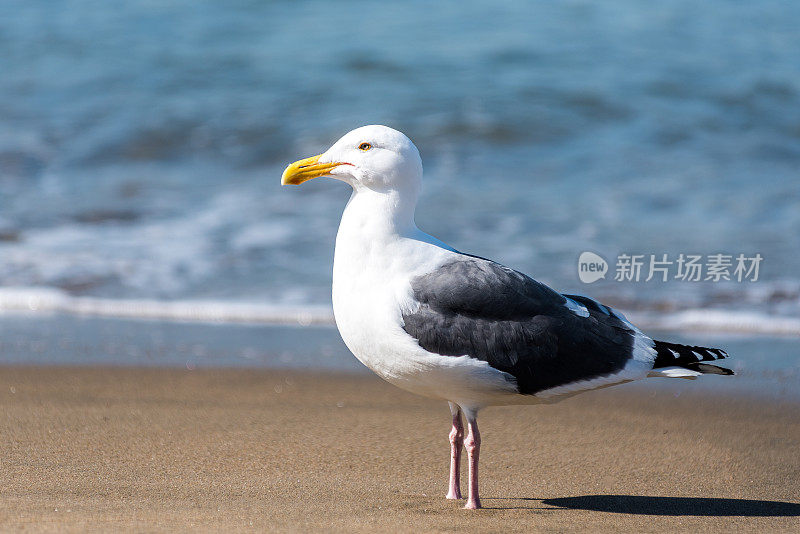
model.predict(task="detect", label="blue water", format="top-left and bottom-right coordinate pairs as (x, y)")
top-left (1, 1), bottom-right (799, 318)
top-left (0, 313), bottom-right (796, 399)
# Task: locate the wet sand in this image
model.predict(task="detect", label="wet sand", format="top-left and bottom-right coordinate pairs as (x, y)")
top-left (2, 366), bottom-right (799, 532)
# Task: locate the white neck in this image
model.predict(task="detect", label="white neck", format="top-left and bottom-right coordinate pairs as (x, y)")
top-left (337, 187), bottom-right (419, 244)
top-left (333, 185), bottom-right (456, 284)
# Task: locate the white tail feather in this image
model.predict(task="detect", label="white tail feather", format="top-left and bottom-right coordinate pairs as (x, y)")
top-left (647, 366), bottom-right (701, 380)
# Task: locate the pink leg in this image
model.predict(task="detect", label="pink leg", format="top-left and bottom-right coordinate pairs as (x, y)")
top-left (446, 402), bottom-right (464, 500)
top-left (463, 412), bottom-right (481, 509)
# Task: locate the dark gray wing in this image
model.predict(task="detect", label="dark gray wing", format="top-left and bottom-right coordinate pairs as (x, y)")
top-left (401, 256), bottom-right (639, 395)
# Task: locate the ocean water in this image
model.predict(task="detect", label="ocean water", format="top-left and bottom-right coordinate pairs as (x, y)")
top-left (1, 1), bottom-right (799, 329)
top-left (0, 313), bottom-right (796, 400)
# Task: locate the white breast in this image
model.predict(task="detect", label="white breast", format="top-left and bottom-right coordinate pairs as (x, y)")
top-left (331, 224), bottom-right (444, 379)
top-left (330, 193), bottom-right (520, 408)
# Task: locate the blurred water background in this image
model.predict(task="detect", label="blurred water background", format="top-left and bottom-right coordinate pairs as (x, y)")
top-left (1, 1), bottom-right (799, 335)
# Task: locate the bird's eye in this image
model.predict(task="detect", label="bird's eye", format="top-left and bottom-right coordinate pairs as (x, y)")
top-left (358, 142), bottom-right (372, 151)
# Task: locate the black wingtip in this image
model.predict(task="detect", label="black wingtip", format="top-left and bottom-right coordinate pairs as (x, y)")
top-left (652, 340), bottom-right (734, 376)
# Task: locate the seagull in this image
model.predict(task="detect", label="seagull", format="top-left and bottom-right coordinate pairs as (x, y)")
top-left (281, 125), bottom-right (733, 509)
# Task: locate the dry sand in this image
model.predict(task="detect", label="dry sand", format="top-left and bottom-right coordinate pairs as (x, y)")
top-left (1, 366), bottom-right (798, 532)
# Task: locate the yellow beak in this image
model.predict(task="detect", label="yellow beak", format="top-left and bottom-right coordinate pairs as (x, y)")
top-left (281, 154), bottom-right (346, 185)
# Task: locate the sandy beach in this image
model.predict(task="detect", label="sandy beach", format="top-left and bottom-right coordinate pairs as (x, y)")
top-left (1, 365), bottom-right (798, 532)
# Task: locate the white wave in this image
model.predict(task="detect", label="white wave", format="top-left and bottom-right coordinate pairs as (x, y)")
top-left (628, 309), bottom-right (800, 337)
top-left (1, 287), bottom-right (799, 336)
top-left (0, 287), bottom-right (334, 326)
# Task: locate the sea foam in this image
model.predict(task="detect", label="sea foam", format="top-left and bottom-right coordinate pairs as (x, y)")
top-left (1, 286), bottom-right (798, 336)
top-left (0, 287), bottom-right (333, 326)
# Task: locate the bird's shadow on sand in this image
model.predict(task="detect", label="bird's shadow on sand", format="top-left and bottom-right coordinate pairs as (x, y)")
top-left (484, 495), bottom-right (800, 516)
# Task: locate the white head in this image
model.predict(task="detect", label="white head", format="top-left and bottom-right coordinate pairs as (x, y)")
top-left (281, 125), bottom-right (423, 197)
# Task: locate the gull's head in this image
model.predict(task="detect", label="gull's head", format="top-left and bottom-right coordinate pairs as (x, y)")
top-left (281, 125), bottom-right (422, 195)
